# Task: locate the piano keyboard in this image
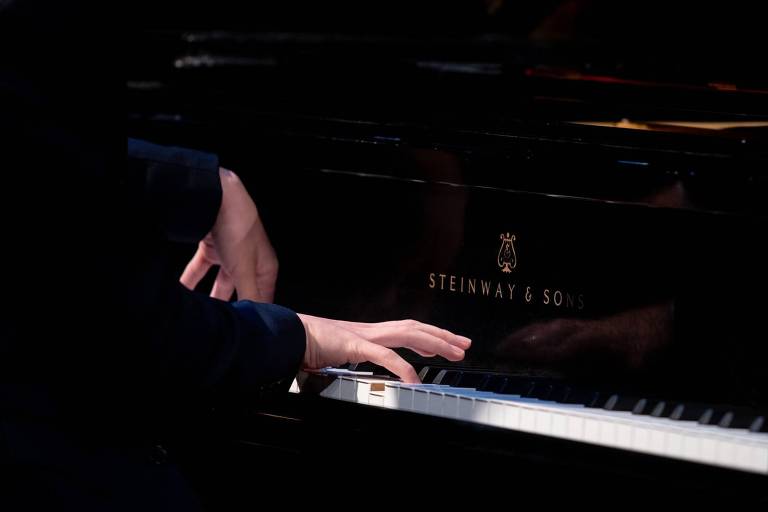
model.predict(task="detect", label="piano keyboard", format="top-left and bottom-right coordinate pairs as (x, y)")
top-left (310, 374), bottom-right (768, 475)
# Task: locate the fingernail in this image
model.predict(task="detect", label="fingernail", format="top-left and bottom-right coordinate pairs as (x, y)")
top-left (452, 346), bottom-right (465, 357)
top-left (460, 336), bottom-right (472, 347)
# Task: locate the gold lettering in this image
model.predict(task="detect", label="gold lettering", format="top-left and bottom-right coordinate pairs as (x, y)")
top-left (426, 271), bottom-right (586, 313)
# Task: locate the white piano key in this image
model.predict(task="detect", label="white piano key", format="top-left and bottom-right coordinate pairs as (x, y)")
top-left (713, 439), bottom-right (740, 469)
top-left (386, 382), bottom-right (447, 409)
top-left (615, 422), bottom-right (633, 449)
top-left (395, 386), bottom-right (415, 411)
top-left (632, 425), bottom-right (651, 452)
top-left (427, 391), bottom-right (445, 417)
top-left (458, 396), bottom-right (475, 421)
top-left (735, 443), bottom-right (756, 471)
top-left (681, 433), bottom-right (700, 462)
top-left (519, 406), bottom-right (538, 433)
top-left (488, 400), bottom-right (507, 427)
top-left (584, 417), bottom-right (601, 443)
top-left (599, 420), bottom-right (617, 447)
top-left (665, 430), bottom-right (685, 458)
top-left (368, 391), bottom-right (384, 407)
top-left (383, 382), bottom-right (401, 409)
top-left (699, 436), bottom-right (718, 464)
top-left (566, 415), bottom-right (585, 441)
top-left (533, 409), bottom-right (553, 436)
top-left (413, 389), bottom-right (432, 413)
top-left (319, 378), bottom-right (342, 400)
top-left (339, 377), bottom-right (358, 402)
top-left (446, 391), bottom-right (497, 423)
top-left (752, 445), bottom-right (768, 473)
top-left (551, 412), bottom-right (569, 438)
top-left (316, 374), bottom-right (768, 475)
top-left (648, 428), bottom-right (667, 456)
top-left (504, 403), bottom-right (521, 430)
top-left (420, 386), bottom-right (459, 417)
top-left (440, 393), bottom-right (463, 419)
top-left (356, 381), bottom-right (372, 404)
top-left (472, 399), bottom-right (492, 423)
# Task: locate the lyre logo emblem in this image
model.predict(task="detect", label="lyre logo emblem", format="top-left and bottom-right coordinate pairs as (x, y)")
top-left (497, 232), bottom-right (517, 273)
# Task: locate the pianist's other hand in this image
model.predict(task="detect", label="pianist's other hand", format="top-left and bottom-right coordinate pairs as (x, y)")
top-left (177, 166), bottom-right (471, 384)
top-left (181, 167), bottom-right (279, 303)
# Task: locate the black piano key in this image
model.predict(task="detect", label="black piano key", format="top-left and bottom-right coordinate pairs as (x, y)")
top-left (479, 375), bottom-right (508, 393)
top-left (520, 380), bottom-right (536, 398)
top-left (446, 372), bottom-right (463, 387)
top-left (632, 398), bottom-right (662, 415)
top-left (698, 407), bottom-right (728, 425)
top-left (560, 388), bottom-right (607, 408)
top-left (714, 407), bottom-right (761, 429)
top-left (499, 377), bottom-right (531, 396)
top-left (547, 384), bottom-right (572, 403)
top-left (457, 372), bottom-right (490, 389)
top-left (521, 381), bottom-right (538, 398)
top-left (669, 403), bottom-right (710, 422)
top-left (603, 394), bottom-right (641, 412)
top-left (750, 416), bottom-right (766, 433)
top-left (432, 369), bottom-right (461, 386)
top-left (650, 401), bottom-right (679, 418)
top-left (694, 405), bottom-right (755, 428)
top-left (418, 366), bottom-right (441, 384)
top-left (526, 382), bottom-right (555, 400)
top-left (585, 392), bottom-right (611, 408)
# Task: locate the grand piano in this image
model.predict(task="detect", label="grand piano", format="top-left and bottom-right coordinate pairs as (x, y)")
top-left (127, 1), bottom-right (768, 505)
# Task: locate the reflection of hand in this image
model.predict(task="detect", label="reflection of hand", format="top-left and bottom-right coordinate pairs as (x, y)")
top-left (180, 168), bottom-right (278, 302)
top-left (298, 315), bottom-right (472, 383)
top-left (495, 302), bottom-right (674, 370)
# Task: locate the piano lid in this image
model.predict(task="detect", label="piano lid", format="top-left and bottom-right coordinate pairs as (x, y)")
top-left (135, 0), bottom-right (768, 90)
top-left (127, 0), bottom-right (768, 407)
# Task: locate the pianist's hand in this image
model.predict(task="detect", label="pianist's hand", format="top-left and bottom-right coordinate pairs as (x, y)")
top-left (298, 314), bottom-right (471, 383)
top-left (180, 167), bottom-right (278, 302)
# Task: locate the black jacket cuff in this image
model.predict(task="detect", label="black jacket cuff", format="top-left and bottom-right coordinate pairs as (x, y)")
top-left (230, 301), bottom-right (306, 388)
top-left (127, 138), bottom-right (222, 243)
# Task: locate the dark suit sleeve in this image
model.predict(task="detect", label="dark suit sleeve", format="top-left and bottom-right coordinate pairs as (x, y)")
top-left (119, 138), bottom-right (307, 397)
top-left (127, 138), bottom-right (223, 244)
top-left (122, 137), bottom-right (306, 391)
top-left (1, 17), bottom-right (305, 411)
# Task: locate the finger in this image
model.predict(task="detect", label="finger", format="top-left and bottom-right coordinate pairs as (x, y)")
top-left (366, 328), bottom-right (466, 362)
top-left (180, 244), bottom-right (212, 290)
top-left (211, 268), bottom-right (235, 301)
top-left (332, 319), bottom-right (472, 349)
top-left (352, 340), bottom-right (420, 384)
top-left (411, 322), bottom-right (472, 349)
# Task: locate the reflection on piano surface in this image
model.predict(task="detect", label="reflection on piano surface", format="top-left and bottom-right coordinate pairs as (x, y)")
top-left (128, 0), bottom-right (768, 504)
